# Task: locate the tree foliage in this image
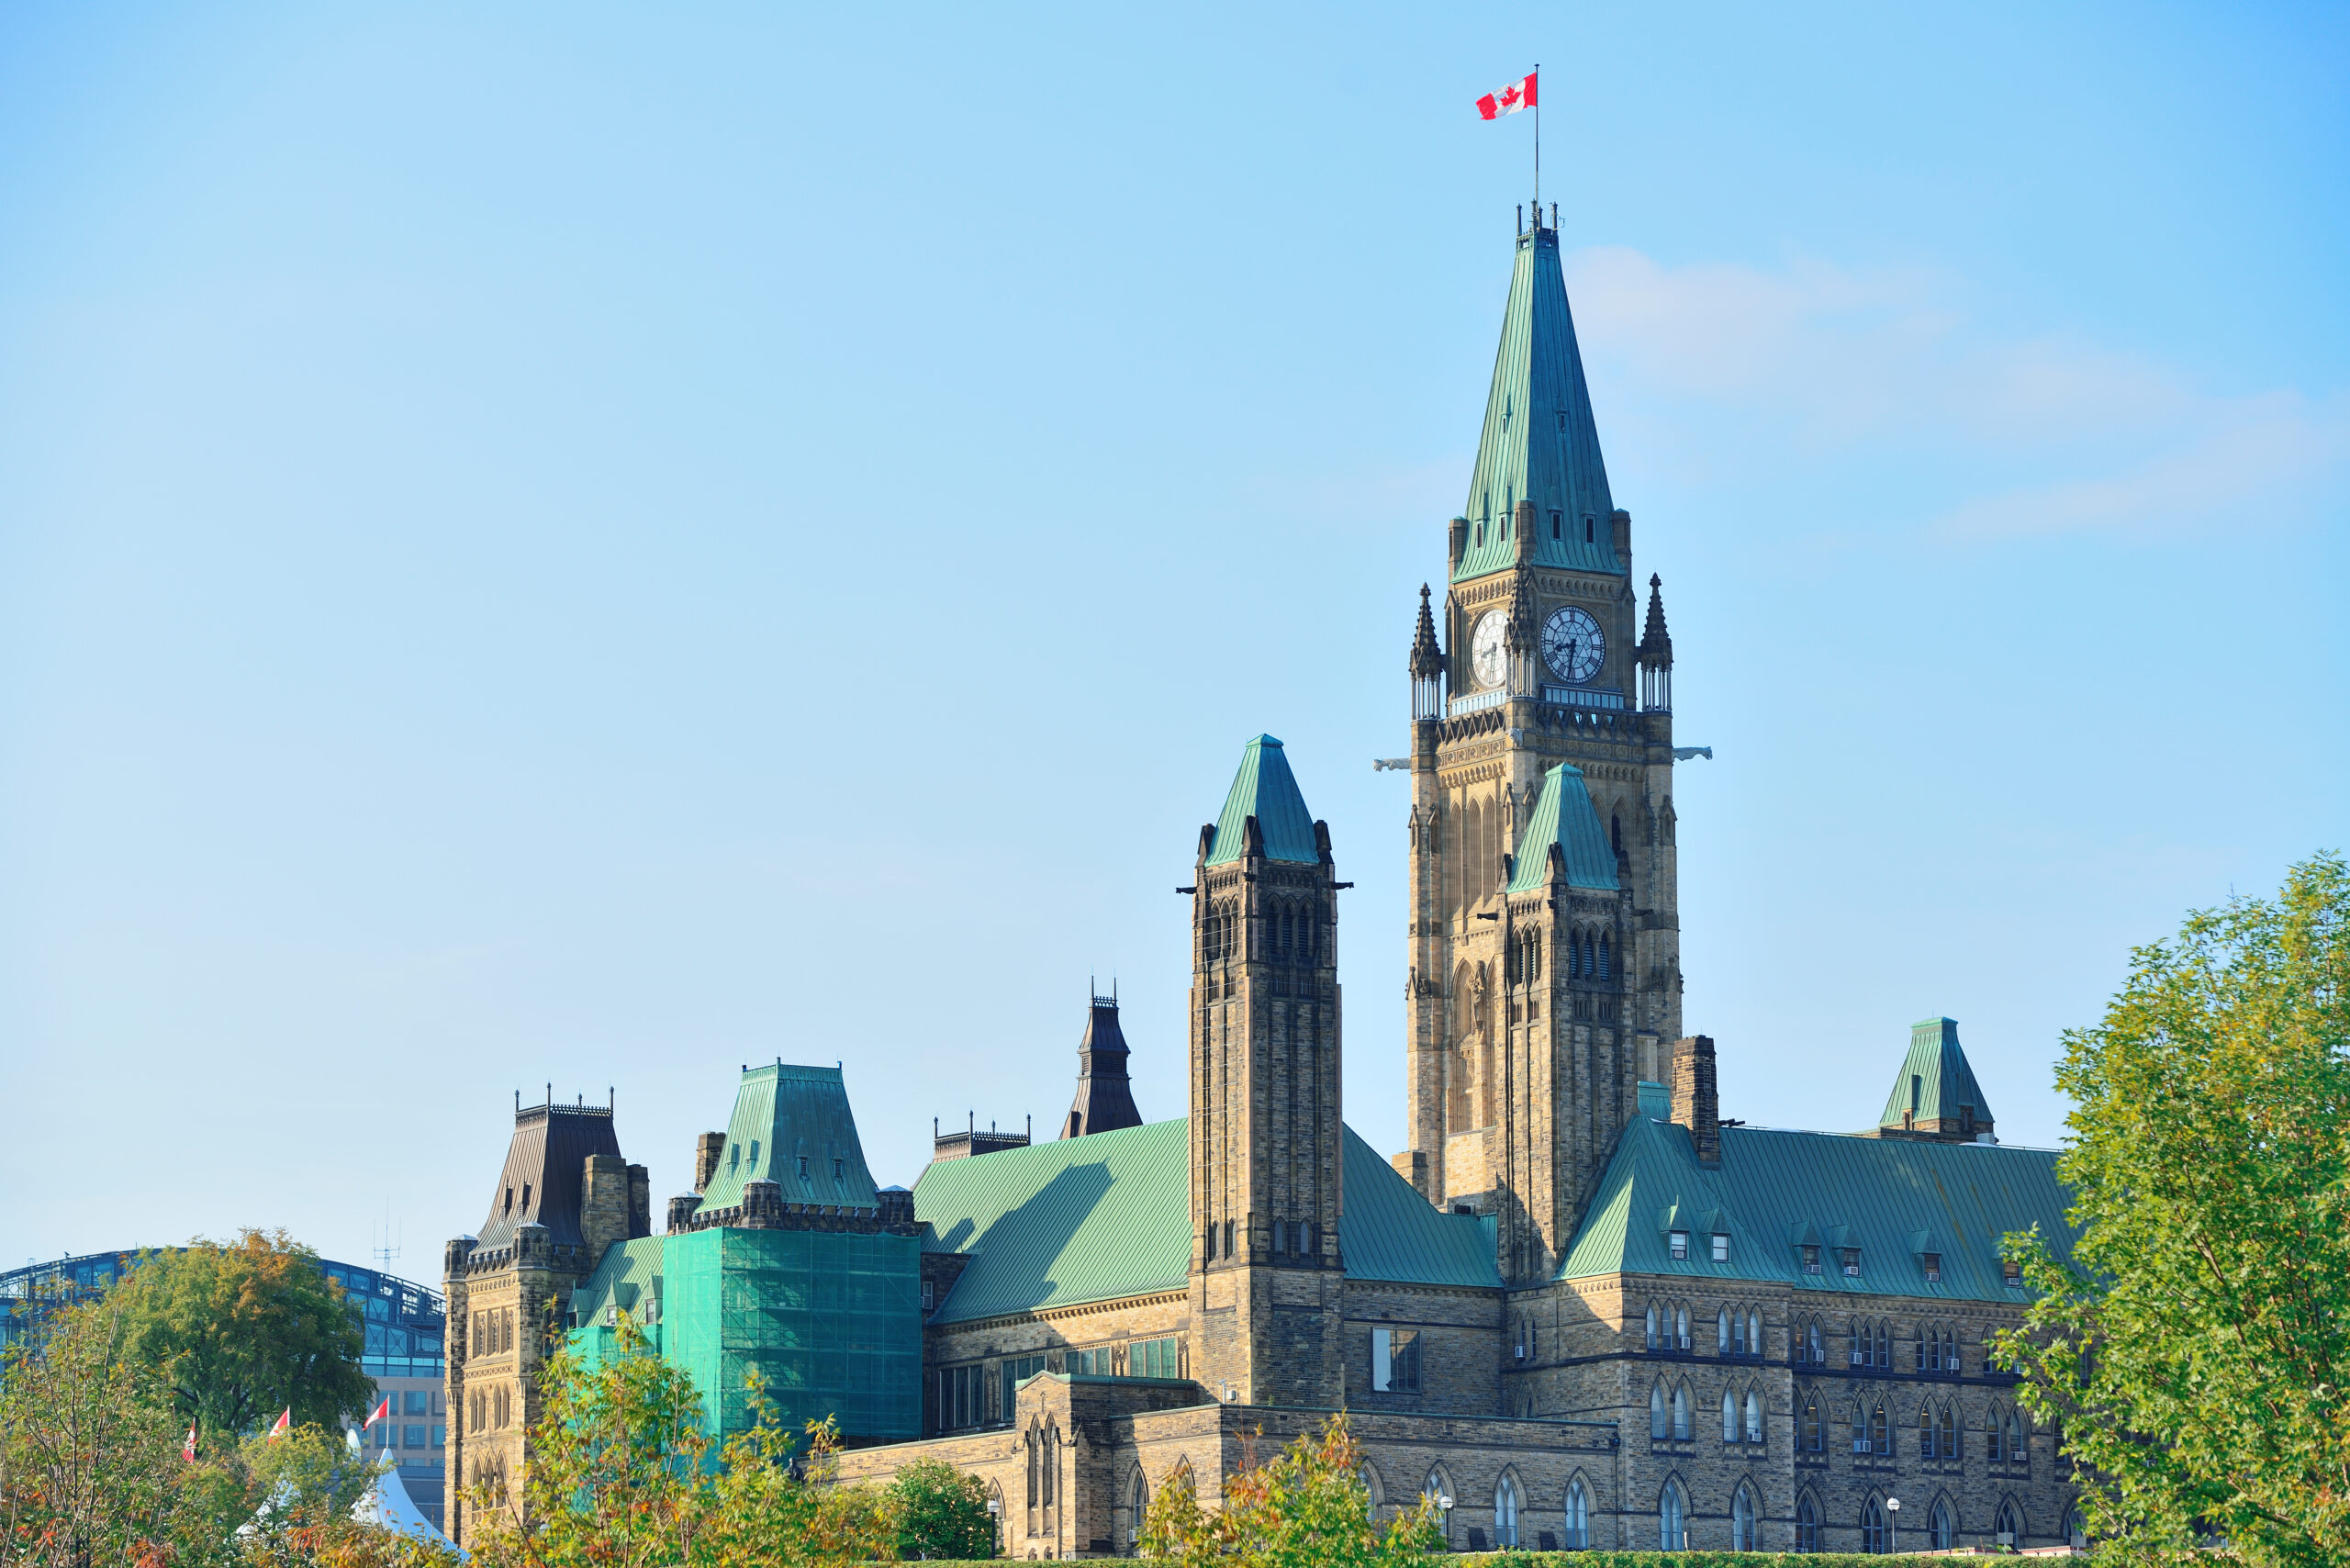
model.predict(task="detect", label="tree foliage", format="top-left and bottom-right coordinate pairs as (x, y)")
top-left (0, 1287), bottom-right (415, 1568)
top-left (1995, 850), bottom-right (2350, 1566)
top-left (457, 1313), bottom-right (893, 1568)
top-left (886, 1458), bottom-right (993, 1561)
top-left (1141, 1413), bottom-right (1439, 1568)
top-left (107, 1233), bottom-right (373, 1444)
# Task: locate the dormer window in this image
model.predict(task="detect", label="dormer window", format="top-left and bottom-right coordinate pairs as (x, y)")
top-left (834, 1158), bottom-right (845, 1179)
top-left (1550, 510), bottom-right (1561, 539)
top-left (520, 1184), bottom-right (532, 1212)
top-left (1583, 514), bottom-right (1595, 543)
top-left (503, 1187), bottom-right (513, 1215)
top-left (1960, 1106), bottom-right (1975, 1135)
top-left (2003, 1260), bottom-right (2022, 1287)
top-left (798, 1156), bottom-right (811, 1180)
top-left (1801, 1245), bottom-right (1821, 1275)
top-left (1921, 1252), bottom-right (1942, 1282)
top-left (1841, 1248), bottom-right (1863, 1277)
top-left (603, 1304), bottom-right (617, 1327)
top-left (1556, 411), bottom-right (1567, 432)
top-left (1669, 1230), bottom-right (1690, 1260)
top-left (1711, 1233), bottom-right (1730, 1263)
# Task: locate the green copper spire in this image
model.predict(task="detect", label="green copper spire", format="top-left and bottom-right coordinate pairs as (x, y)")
top-left (1454, 220), bottom-right (1618, 583)
top-left (1203, 735), bottom-right (1320, 868)
top-left (1877, 1018), bottom-right (1996, 1135)
top-left (1506, 763), bottom-right (1618, 892)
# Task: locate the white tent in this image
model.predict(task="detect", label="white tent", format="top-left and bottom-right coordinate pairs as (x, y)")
top-left (356, 1462), bottom-right (464, 1558)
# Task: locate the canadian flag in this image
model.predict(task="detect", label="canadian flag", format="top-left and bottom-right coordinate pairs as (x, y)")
top-left (365, 1396), bottom-right (391, 1427)
top-left (182, 1423), bottom-right (197, 1462)
top-left (267, 1408), bottom-right (292, 1440)
top-left (1475, 71), bottom-right (1537, 120)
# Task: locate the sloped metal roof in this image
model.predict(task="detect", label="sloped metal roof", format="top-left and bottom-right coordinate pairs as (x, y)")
top-left (1203, 735), bottom-right (1320, 868)
top-left (1877, 1017), bottom-right (1997, 1129)
top-left (475, 1103), bottom-right (627, 1250)
top-left (1557, 1114), bottom-right (2075, 1303)
top-left (1506, 763), bottom-right (1618, 892)
top-left (1454, 222), bottom-right (1618, 585)
top-left (912, 1117), bottom-right (1502, 1324)
top-left (699, 1063), bottom-right (881, 1214)
top-left (571, 1234), bottom-right (665, 1322)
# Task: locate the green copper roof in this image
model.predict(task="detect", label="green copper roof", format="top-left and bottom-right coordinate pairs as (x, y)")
top-left (571, 1235), bottom-right (666, 1324)
top-left (1453, 223), bottom-right (1619, 584)
top-left (1203, 735), bottom-right (1320, 868)
top-left (912, 1117), bottom-right (1499, 1324)
top-left (1557, 1114), bottom-right (2074, 1303)
top-left (1878, 1017), bottom-right (1996, 1130)
top-left (1505, 764), bottom-right (1619, 892)
top-left (698, 1063), bottom-right (881, 1214)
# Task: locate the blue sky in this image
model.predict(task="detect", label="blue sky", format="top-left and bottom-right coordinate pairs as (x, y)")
top-left (4, 4), bottom-right (2344, 1272)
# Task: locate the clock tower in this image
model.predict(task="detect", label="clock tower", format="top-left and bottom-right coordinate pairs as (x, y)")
top-left (1399, 212), bottom-right (1684, 1285)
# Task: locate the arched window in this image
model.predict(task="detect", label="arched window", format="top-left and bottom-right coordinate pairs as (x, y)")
top-left (1651, 1383), bottom-right (1668, 1439)
top-left (1672, 1384), bottom-right (1691, 1440)
top-left (1659, 1478), bottom-right (1687, 1551)
top-left (1800, 1391), bottom-right (1822, 1451)
top-left (2066, 1507), bottom-right (2088, 1551)
top-left (1494, 1473), bottom-right (1521, 1548)
top-left (1676, 1306), bottom-right (1690, 1350)
top-left (1987, 1403), bottom-right (2006, 1462)
top-left (1129, 1471), bottom-right (1149, 1546)
top-left (1422, 1465), bottom-right (1450, 1506)
top-left (1796, 1494), bottom-right (1820, 1553)
top-left (1919, 1401), bottom-right (1939, 1459)
top-left (1939, 1401), bottom-right (1957, 1458)
top-left (1867, 1403), bottom-right (1890, 1455)
top-left (1357, 1464), bottom-right (1379, 1519)
top-left (1807, 1319), bottom-right (1823, 1364)
top-left (1995, 1498), bottom-right (2022, 1546)
top-left (1718, 1307), bottom-right (1730, 1352)
top-left (1562, 1478), bottom-right (1590, 1551)
top-left (1645, 1304), bottom-right (1659, 1350)
top-left (1745, 1388), bottom-right (1762, 1443)
top-left (1861, 1495), bottom-right (1887, 1553)
top-left (1929, 1497), bottom-right (1954, 1551)
top-left (1599, 933), bottom-right (1612, 979)
top-left (2009, 1407), bottom-right (2027, 1462)
top-left (1721, 1389), bottom-right (1737, 1441)
top-left (1731, 1484), bottom-right (1759, 1551)
top-left (1750, 1310), bottom-right (1763, 1357)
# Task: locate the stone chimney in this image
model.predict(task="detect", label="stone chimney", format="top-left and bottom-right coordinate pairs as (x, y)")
top-left (1670, 1035), bottom-right (1720, 1165)
top-left (740, 1179), bottom-right (784, 1229)
top-left (666, 1193), bottom-right (703, 1233)
top-left (692, 1133), bottom-right (726, 1194)
top-left (626, 1163), bottom-right (652, 1238)
top-left (580, 1154), bottom-right (631, 1261)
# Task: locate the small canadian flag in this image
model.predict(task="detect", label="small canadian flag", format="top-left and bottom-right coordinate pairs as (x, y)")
top-left (365, 1396), bottom-right (391, 1427)
top-left (1475, 70), bottom-right (1537, 120)
top-left (267, 1408), bottom-right (292, 1440)
top-left (182, 1423), bottom-right (197, 1462)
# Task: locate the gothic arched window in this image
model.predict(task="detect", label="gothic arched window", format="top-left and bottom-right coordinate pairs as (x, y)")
top-left (1676, 1305), bottom-right (1690, 1350)
top-left (1995, 1498), bottom-right (2022, 1545)
top-left (1659, 1479), bottom-right (1687, 1551)
top-left (1130, 1471), bottom-right (1149, 1546)
top-left (1721, 1389), bottom-right (1737, 1442)
top-left (1718, 1307), bottom-right (1730, 1353)
top-left (1494, 1473), bottom-right (1521, 1548)
top-left (1920, 1401), bottom-right (1939, 1459)
top-left (1860, 1496), bottom-right (1886, 1554)
top-left (1645, 1304), bottom-right (1659, 1350)
top-left (1800, 1391), bottom-right (1822, 1452)
top-left (1672, 1384), bottom-right (1691, 1440)
top-left (1650, 1383), bottom-right (1668, 1439)
top-left (1745, 1388), bottom-right (1762, 1443)
top-left (1796, 1494), bottom-right (1820, 1553)
top-left (1929, 1497), bottom-right (1954, 1551)
top-left (1867, 1403), bottom-right (1890, 1455)
top-left (1939, 1401), bottom-right (1957, 1457)
top-left (1731, 1484), bottom-right (1759, 1551)
top-left (1562, 1478), bottom-right (1590, 1550)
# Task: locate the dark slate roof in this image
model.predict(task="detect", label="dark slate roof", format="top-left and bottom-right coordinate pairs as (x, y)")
top-left (475, 1103), bottom-right (626, 1250)
top-left (912, 1117), bottom-right (1499, 1324)
top-left (1062, 996), bottom-right (1143, 1139)
top-left (1878, 1017), bottom-right (1996, 1130)
top-left (698, 1064), bottom-right (881, 1213)
top-left (1454, 220), bottom-right (1618, 584)
top-left (1506, 763), bottom-right (1619, 893)
top-left (1203, 735), bottom-right (1320, 868)
top-left (1558, 1113), bottom-right (2075, 1303)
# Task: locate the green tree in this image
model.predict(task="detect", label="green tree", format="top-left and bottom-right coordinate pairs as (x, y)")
top-left (887, 1456), bottom-right (993, 1561)
top-left (460, 1312), bottom-right (893, 1568)
top-left (1995, 851), bottom-right (2350, 1566)
top-left (1141, 1413), bottom-right (1439, 1568)
top-left (108, 1231), bottom-right (372, 1444)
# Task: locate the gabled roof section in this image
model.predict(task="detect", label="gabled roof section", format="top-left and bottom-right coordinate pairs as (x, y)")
top-left (912, 1117), bottom-right (1500, 1324)
top-left (1879, 1018), bottom-right (1996, 1130)
top-left (570, 1235), bottom-right (665, 1325)
top-left (697, 1064), bottom-right (881, 1214)
top-left (1506, 764), bottom-right (1618, 892)
top-left (1203, 735), bottom-right (1320, 868)
top-left (913, 1118), bottom-right (1192, 1323)
top-left (476, 1103), bottom-right (626, 1250)
top-left (1454, 222), bottom-right (1618, 584)
top-left (1557, 1114), bottom-right (2074, 1303)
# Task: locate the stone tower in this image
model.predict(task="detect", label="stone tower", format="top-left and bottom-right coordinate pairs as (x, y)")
top-left (1402, 214), bottom-right (1684, 1282)
top-left (443, 1098), bottom-right (646, 1544)
top-left (1185, 734), bottom-right (1345, 1406)
top-left (1061, 992), bottom-right (1143, 1139)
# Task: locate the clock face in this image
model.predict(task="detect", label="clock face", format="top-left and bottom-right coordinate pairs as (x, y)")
top-left (1541, 607), bottom-right (1606, 683)
top-left (1470, 610), bottom-right (1510, 689)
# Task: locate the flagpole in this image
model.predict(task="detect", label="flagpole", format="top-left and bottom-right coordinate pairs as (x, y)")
top-left (1533, 62), bottom-right (1540, 215)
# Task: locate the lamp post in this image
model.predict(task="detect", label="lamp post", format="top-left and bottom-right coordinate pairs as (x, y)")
top-left (1438, 1495), bottom-right (1454, 1548)
top-left (1886, 1496), bottom-right (1900, 1554)
top-left (986, 1496), bottom-right (1002, 1555)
